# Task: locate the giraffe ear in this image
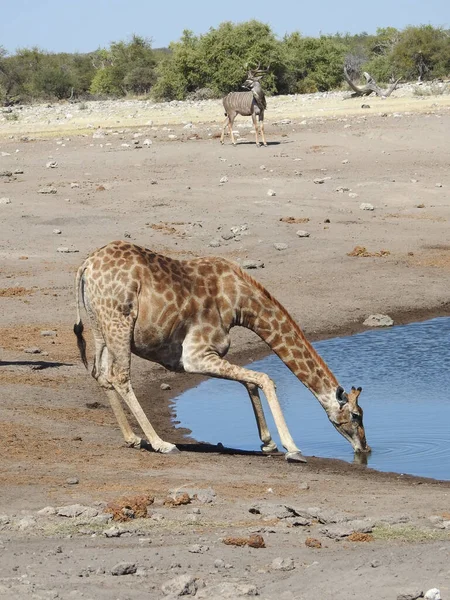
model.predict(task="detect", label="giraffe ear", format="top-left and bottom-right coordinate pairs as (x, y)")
top-left (336, 386), bottom-right (348, 407)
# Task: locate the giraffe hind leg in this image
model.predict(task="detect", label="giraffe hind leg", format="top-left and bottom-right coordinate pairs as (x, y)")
top-left (243, 382), bottom-right (278, 453)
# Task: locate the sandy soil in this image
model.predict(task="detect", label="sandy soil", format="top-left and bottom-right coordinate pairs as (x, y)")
top-left (1, 91), bottom-right (450, 599)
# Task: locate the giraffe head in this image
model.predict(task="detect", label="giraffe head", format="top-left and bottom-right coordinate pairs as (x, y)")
top-left (330, 386), bottom-right (370, 454)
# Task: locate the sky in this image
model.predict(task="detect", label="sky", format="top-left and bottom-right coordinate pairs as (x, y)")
top-left (1, 0), bottom-right (448, 54)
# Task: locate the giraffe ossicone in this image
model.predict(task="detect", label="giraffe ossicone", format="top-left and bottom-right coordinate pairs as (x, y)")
top-left (74, 241), bottom-right (370, 461)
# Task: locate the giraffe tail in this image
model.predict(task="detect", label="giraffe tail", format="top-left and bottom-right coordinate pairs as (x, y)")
top-left (74, 265), bottom-right (88, 369)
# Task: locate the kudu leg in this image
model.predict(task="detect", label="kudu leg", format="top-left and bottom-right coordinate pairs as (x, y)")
top-left (260, 118), bottom-right (267, 147)
top-left (252, 114), bottom-right (260, 146)
top-left (220, 116), bottom-right (229, 144)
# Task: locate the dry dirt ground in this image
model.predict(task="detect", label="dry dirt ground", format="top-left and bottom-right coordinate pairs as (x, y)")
top-left (1, 91), bottom-right (450, 599)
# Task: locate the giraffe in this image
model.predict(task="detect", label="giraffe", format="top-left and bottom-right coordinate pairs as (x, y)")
top-left (74, 240), bottom-right (370, 462)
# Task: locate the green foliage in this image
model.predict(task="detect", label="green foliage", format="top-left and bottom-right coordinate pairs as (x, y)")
top-left (278, 33), bottom-right (347, 93)
top-left (1, 23), bottom-right (450, 105)
top-left (152, 21), bottom-right (280, 101)
top-left (90, 35), bottom-right (156, 96)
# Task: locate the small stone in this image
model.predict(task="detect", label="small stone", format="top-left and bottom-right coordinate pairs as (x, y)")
top-left (53, 229), bottom-right (62, 234)
top-left (371, 560), bottom-right (381, 568)
top-left (93, 130), bottom-right (106, 139)
top-left (160, 383), bottom-right (171, 391)
top-left (46, 161), bottom-right (58, 168)
top-left (361, 104), bottom-right (371, 109)
top-left (435, 183), bottom-right (443, 188)
top-left (336, 186), bottom-right (350, 193)
top-left (209, 239), bottom-right (221, 248)
top-left (56, 504), bottom-right (98, 518)
top-left (214, 559), bottom-right (225, 568)
top-left (111, 562), bottom-right (137, 576)
top-left (0, 170), bottom-right (13, 177)
top-left (17, 516), bottom-right (37, 530)
top-left (221, 232), bottom-right (234, 241)
top-left (168, 134), bottom-right (178, 140)
top-left (260, 165), bottom-right (266, 170)
top-left (24, 347), bottom-right (41, 354)
top-left (219, 176), bottom-right (228, 183)
top-left (0, 197), bottom-right (11, 204)
top-left (188, 544), bottom-right (209, 553)
top-left (342, 159), bottom-right (350, 164)
top-left (267, 189), bottom-right (276, 196)
top-left (424, 589), bottom-right (441, 600)
top-left (38, 186), bottom-right (57, 194)
top-left (37, 506), bottom-right (56, 516)
top-left (57, 247), bottom-right (79, 253)
top-left (104, 526), bottom-right (122, 537)
top-left (89, 514), bottom-right (112, 525)
top-left (314, 178), bottom-right (325, 184)
top-left (348, 192), bottom-right (358, 198)
top-left (70, 182), bottom-right (80, 188)
top-left (161, 574), bottom-right (197, 596)
top-left (363, 314), bottom-right (394, 327)
top-left (397, 592), bottom-right (424, 600)
top-left (242, 259), bottom-right (264, 269)
top-left (0, 515), bottom-right (10, 525)
top-left (410, 179), bottom-right (418, 183)
top-left (14, 169), bottom-right (24, 174)
top-left (360, 203), bottom-right (375, 211)
top-left (40, 330), bottom-right (57, 338)
top-left (296, 230), bottom-right (310, 238)
top-left (271, 557), bottom-right (295, 571)
top-left (274, 243), bottom-right (288, 251)
top-left (143, 139), bottom-right (153, 146)
top-left (66, 477), bottom-right (79, 485)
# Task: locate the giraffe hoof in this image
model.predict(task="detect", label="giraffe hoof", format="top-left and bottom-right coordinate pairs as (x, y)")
top-left (125, 437), bottom-right (143, 449)
top-left (261, 441), bottom-right (279, 453)
top-left (285, 451), bottom-right (307, 463)
top-left (158, 443), bottom-right (180, 455)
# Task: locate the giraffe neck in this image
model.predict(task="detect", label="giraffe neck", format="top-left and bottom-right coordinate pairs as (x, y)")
top-left (236, 280), bottom-right (339, 409)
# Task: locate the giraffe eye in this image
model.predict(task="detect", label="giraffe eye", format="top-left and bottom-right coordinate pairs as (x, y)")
top-left (351, 412), bottom-right (362, 423)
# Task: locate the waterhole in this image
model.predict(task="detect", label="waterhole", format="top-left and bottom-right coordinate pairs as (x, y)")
top-left (174, 317), bottom-right (450, 480)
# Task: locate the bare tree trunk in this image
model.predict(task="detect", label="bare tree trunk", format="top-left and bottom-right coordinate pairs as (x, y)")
top-left (343, 67), bottom-right (400, 98)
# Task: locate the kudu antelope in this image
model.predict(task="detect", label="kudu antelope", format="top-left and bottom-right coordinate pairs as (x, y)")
top-left (220, 65), bottom-right (269, 147)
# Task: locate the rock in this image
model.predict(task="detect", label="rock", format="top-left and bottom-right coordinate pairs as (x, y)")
top-left (70, 182), bottom-right (80, 188)
top-left (111, 562), bottom-right (137, 576)
top-left (349, 192), bottom-right (358, 198)
top-left (360, 203), bottom-right (375, 211)
top-left (196, 582), bottom-right (258, 598)
top-left (188, 544), bottom-right (209, 553)
top-left (397, 591), bottom-right (423, 600)
top-left (56, 504), bottom-right (98, 518)
top-left (46, 161), bottom-right (58, 168)
top-left (424, 589), bottom-right (441, 600)
top-left (267, 189), bottom-right (276, 196)
top-left (38, 186), bottom-right (57, 194)
top-left (104, 526), bottom-right (122, 537)
top-left (209, 239), bottom-right (221, 248)
top-left (0, 170), bottom-right (13, 177)
top-left (305, 537), bottom-right (322, 548)
top-left (220, 176), bottom-right (228, 183)
top-left (53, 229), bottom-right (62, 234)
top-left (336, 186), bottom-right (350, 193)
top-left (361, 104), bottom-right (371, 109)
top-left (89, 514), bottom-right (112, 525)
top-left (17, 516), bottom-right (37, 530)
top-left (169, 487), bottom-right (216, 504)
top-left (249, 503), bottom-right (304, 520)
top-left (37, 506), bottom-right (56, 516)
top-left (24, 347), bottom-right (41, 354)
top-left (214, 559), bottom-right (225, 568)
top-left (221, 232), bottom-right (235, 241)
top-left (160, 383), bottom-right (171, 391)
top-left (40, 330), bottom-right (57, 337)
top-left (274, 243), bottom-right (288, 251)
top-left (143, 139), bottom-right (153, 146)
top-left (435, 183), bottom-right (443, 188)
top-left (57, 247), bottom-right (79, 253)
top-left (260, 165), bottom-right (266, 170)
top-left (66, 477), bottom-right (79, 485)
top-left (363, 314), bottom-right (394, 327)
top-left (168, 134), bottom-right (178, 140)
top-left (0, 197), bottom-right (11, 204)
top-left (296, 230), bottom-right (310, 238)
top-left (314, 178), bottom-right (325, 184)
top-left (92, 130), bottom-right (106, 139)
top-left (320, 519), bottom-right (374, 539)
top-left (371, 560), bottom-right (381, 568)
top-left (242, 259), bottom-right (264, 269)
top-left (271, 557), bottom-right (295, 571)
top-left (0, 515), bottom-right (10, 525)
top-left (161, 574), bottom-right (198, 596)
top-left (342, 159), bottom-right (350, 164)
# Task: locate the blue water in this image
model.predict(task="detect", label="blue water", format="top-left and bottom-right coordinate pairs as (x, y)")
top-left (173, 317), bottom-right (450, 480)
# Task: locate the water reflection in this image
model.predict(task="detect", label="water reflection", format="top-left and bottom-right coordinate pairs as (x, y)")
top-left (174, 317), bottom-right (450, 480)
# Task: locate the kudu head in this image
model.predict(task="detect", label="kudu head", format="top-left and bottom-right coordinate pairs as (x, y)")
top-left (242, 63), bottom-right (270, 91)
top-left (328, 386), bottom-right (371, 454)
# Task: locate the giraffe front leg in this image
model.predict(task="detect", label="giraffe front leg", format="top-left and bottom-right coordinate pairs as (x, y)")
top-left (243, 383), bottom-right (278, 453)
top-left (183, 347), bottom-right (305, 463)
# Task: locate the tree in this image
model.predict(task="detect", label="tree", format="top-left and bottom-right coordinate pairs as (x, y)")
top-left (391, 25), bottom-right (450, 80)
